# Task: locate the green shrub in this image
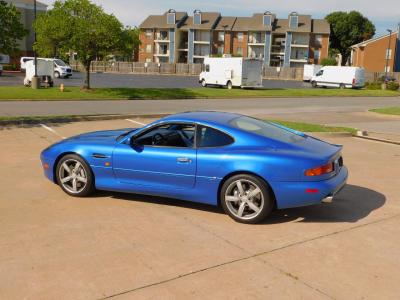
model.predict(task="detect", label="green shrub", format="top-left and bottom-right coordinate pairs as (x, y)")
top-left (387, 81), bottom-right (400, 91)
top-left (320, 57), bottom-right (337, 66)
top-left (2, 64), bottom-right (18, 71)
top-left (365, 82), bottom-right (381, 90)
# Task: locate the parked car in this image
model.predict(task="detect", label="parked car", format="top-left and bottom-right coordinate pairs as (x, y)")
top-left (303, 64), bottom-right (322, 81)
top-left (40, 112), bottom-right (348, 224)
top-left (199, 57), bottom-right (263, 89)
top-left (20, 57), bottom-right (72, 78)
top-left (23, 59), bottom-right (54, 87)
top-left (311, 66), bottom-right (365, 89)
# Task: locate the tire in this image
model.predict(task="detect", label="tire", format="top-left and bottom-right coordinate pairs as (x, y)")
top-left (339, 83), bottom-right (345, 89)
top-left (56, 154), bottom-right (95, 197)
top-left (311, 81), bottom-right (317, 88)
top-left (220, 174), bottom-right (274, 224)
top-left (226, 81), bottom-right (233, 90)
top-left (54, 71), bottom-right (60, 78)
top-left (201, 79), bottom-right (207, 87)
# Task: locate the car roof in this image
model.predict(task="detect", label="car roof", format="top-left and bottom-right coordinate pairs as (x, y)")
top-left (161, 111), bottom-right (242, 127)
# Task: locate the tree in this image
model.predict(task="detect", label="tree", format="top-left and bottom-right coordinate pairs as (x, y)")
top-left (325, 11), bottom-right (375, 65)
top-left (321, 57), bottom-right (337, 66)
top-left (35, 0), bottom-right (124, 89)
top-left (0, 0), bottom-right (28, 55)
top-left (117, 27), bottom-right (141, 61)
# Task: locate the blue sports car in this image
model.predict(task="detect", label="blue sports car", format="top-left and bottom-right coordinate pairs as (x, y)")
top-left (41, 111), bottom-right (348, 223)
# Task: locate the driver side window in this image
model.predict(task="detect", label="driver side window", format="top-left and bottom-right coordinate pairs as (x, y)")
top-left (134, 123), bottom-right (195, 148)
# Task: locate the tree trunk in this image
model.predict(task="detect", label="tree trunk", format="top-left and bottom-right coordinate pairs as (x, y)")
top-left (83, 61), bottom-right (91, 89)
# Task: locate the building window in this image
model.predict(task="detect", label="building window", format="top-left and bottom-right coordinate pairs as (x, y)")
top-left (289, 14), bottom-right (298, 29)
top-left (218, 31), bottom-right (224, 42)
top-left (146, 44), bottom-right (152, 53)
top-left (237, 47), bottom-right (243, 56)
top-left (263, 14), bottom-right (271, 27)
top-left (167, 13), bottom-right (175, 25)
top-left (194, 10), bottom-right (202, 25)
top-left (386, 49), bottom-right (392, 59)
top-left (217, 46), bottom-right (224, 55)
top-left (145, 30), bottom-right (152, 39)
top-left (314, 50), bottom-right (320, 59)
top-left (237, 32), bottom-right (243, 42)
top-left (315, 34), bottom-right (322, 46)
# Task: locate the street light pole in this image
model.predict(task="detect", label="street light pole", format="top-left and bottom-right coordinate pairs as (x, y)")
top-left (32, 0), bottom-right (40, 89)
top-left (384, 29), bottom-right (392, 81)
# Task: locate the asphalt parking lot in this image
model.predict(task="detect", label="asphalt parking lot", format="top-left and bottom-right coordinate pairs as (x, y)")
top-left (1, 118), bottom-right (400, 299)
top-left (0, 71), bottom-right (310, 89)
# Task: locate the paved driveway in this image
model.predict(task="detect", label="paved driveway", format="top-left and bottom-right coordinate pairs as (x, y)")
top-left (1, 118), bottom-right (399, 299)
top-left (0, 71), bottom-right (310, 89)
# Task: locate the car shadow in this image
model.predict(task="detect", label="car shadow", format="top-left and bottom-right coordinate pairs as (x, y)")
top-left (262, 184), bottom-right (386, 224)
top-left (97, 184), bottom-right (385, 224)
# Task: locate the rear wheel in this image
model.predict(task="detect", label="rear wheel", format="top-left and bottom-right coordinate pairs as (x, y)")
top-left (56, 154), bottom-right (95, 197)
top-left (339, 83), bottom-right (345, 89)
top-left (220, 174), bottom-right (274, 224)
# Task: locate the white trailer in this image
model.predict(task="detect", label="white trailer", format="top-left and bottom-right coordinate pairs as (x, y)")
top-left (24, 59), bottom-right (54, 87)
top-left (199, 57), bottom-right (263, 89)
top-left (311, 66), bottom-right (365, 89)
top-left (303, 64), bottom-right (322, 81)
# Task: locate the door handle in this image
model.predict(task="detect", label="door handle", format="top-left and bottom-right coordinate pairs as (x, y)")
top-left (177, 157), bottom-right (191, 163)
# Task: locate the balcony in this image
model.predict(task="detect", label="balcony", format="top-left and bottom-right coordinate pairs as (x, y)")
top-left (194, 31), bottom-right (210, 44)
top-left (248, 33), bottom-right (265, 45)
top-left (155, 32), bottom-right (169, 42)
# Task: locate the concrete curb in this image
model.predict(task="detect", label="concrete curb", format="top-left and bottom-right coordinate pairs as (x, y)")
top-left (354, 135), bottom-right (400, 146)
top-left (0, 113), bottom-right (170, 127)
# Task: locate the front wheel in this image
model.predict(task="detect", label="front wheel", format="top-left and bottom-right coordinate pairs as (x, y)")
top-left (226, 81), bottom-right (233, 90)
top-left (311, 81), bottom-right (317, 88)
top-left (56, 154), bottom-right (95, 197)
top-left (201, 79), bottom-right (207, 87)
top-left (220, 174), bottom-right (274, 224)
top-left (54, 71), bottom-right (60, 78)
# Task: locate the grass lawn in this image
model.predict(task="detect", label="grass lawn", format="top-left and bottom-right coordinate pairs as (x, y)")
top-left (0, 114), bottom-right (357, 134)
top-left (369, 107), bottom-right (400, 116)
top-left (0, 86), bottom-right (398, 100)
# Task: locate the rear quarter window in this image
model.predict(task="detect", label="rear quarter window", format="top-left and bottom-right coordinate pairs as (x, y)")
top-left (197, 126), bottom-right (234, 148)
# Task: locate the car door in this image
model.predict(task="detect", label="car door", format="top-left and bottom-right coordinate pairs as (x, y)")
top-left (112, 123), bottom-right (197, 191)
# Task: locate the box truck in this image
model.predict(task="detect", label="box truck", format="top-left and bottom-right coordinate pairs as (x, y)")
top-left (303, 64), bottom-right (322, 81)
top-left (24, 59), bottom-right (54, 87)
top-left (199, 57), bottom-right (263, 89)
top-left (311, 66), bottom-right (365, 89)
top-left (20, 57), bottom-right (72, 78)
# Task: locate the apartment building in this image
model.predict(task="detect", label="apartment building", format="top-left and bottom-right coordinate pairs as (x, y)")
top-left (351, 26), bottom-right (400, 72)
top-left (4, 0), bottom-right (48, 56)
top-left (139, 10), bottom-right (330, 67)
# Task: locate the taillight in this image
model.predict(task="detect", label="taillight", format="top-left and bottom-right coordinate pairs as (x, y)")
top-left (352, 78), bottom-right (356, 86)
top-left (305, 162), bottom-right (334, 176)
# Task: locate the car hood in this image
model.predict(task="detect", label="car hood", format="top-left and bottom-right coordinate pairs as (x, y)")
top-left (69, 128), bottom-right (137, 141)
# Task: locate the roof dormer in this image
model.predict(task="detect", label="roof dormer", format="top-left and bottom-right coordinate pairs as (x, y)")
top-left (263, 11), bottom-right (272, 27)
top-left (289, 12), bottom-right (298, 29)
top-left (167, 9), bottom-right (176, 25)
top-left (193, 9), bottom-right (202, 25)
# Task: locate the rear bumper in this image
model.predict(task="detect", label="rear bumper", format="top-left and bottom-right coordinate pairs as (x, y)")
top-left (273, 166), bottom-right (348, 209)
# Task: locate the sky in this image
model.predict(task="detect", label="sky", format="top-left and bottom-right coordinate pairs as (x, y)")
top-left (39, 0), bottom-right (400, 36)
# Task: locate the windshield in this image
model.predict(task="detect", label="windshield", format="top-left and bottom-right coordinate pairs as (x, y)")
top-left (229, 116), bottom-right (305, 143)
top-left (54, 59), bottom-right (67, 66)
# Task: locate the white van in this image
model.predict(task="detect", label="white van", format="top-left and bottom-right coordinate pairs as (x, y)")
top-left (199, 57), bottom-right (263, 89)
top-left (20, 57), bottom-right (72, 78)
top-left (311, 66), bottom-right (365, 89)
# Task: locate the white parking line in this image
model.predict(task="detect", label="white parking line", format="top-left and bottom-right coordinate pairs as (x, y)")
top-left (40, 124), bottom-right (66, 139)
top-left (125, 119), bottom-right (147, 126)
